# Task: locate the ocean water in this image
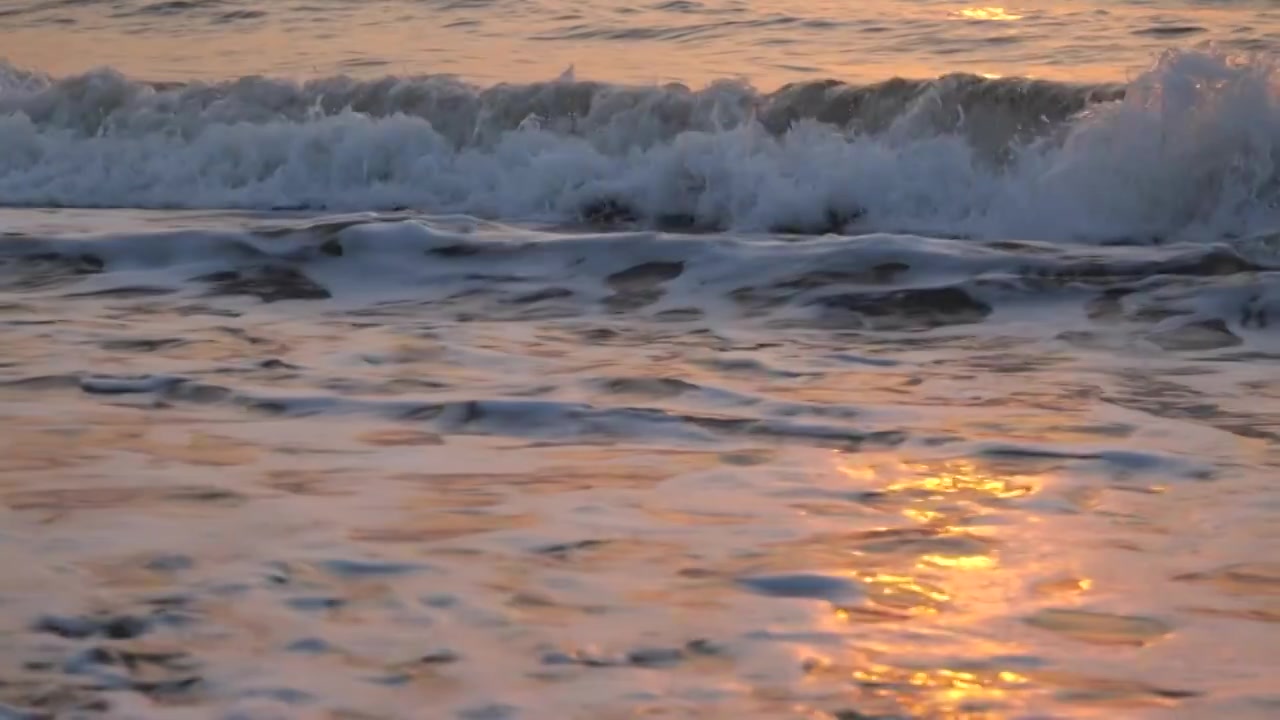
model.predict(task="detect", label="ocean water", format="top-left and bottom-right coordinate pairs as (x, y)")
top-left (1, 1), bottom-right (1279, 719)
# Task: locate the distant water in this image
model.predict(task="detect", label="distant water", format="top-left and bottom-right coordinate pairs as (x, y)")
top-left (0, 0), bottom-right (1278, 84)
top-left (1, 2), bottom-right (1279, 719)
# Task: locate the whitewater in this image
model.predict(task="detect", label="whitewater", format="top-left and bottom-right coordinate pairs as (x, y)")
top-left (1, 49), bottom-right (1279, 240)
top-left (1, 1), bottom-right (1278, 718)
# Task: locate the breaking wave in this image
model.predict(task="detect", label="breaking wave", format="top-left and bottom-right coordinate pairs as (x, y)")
top-left (1, 49), bottom-right (1278, 241)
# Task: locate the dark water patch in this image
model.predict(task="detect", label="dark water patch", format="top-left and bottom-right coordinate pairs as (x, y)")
top-left (769, 207), bottom-right (865, 235)
top-left (1084, 287), bottom-right (1133, 321)
top-left (977, 445), bottom-right (1096, 461)
top-left (580, 197), bottom-right (639, 227)
top-left (34, 614), bottom-right (151, 640)
top-left (1173, 562), bottom-right (1280, 596)
top-left (23, 252), bottom-right (103, 273)
top-left (1034, 672), bottom-right (1203, 706)
top-left (6, 485), bottom-right (245, 511)
top-left (80, 372), bottom-right (184, 394)
top-left (436, 0), bottom-right (494, 9)
top-left (599, 376), bottom-right (699, 398)
top-left (815, 286), bottom-right (991, 329)
top-left (285, 638), bottom-right (332, 654)
top-left (986, 239), bottom-right (1056, 254)
top-left (66, 380), bottom-right (905, 451)
top-left (716, 448), bottom-right (773, 466)
top-left (216, 8), bottom-right (266, 21)
top-left (318, 238), bottom-right (344, 256)
top-left (0, 252), bottom-right (103, 291)
top-left (62, 646), bottom-right (195, 675)
top-left (1049, 422), bottom-right (1136, 439)
top-left (254, 215), bottom-right (408, 241)
top-left (779, 262), bottom-right (911, 290)
top-left (1241, 294), bottom-right (1270, 329)
top-left (457, 703), bottom-right (519, 720)
top-left (462, 273), bottom-right (528, 283)
top-left (1133, 25), bottom-right (1206, 38)
top-left (127, 0), bottom-right (226, 16)
top-left (606, 261), bottom-right (685, 290)
top-left (533, 539), bottom-right (611, 559)
top-left (1185, 606), bottom-right (1280, 623)
top-left (421, 594), bottom-right (459, 609)
top-left (307, 651), bottom-right (437, 686)
top-left (507, 287), bottom-right (573, 304)
top-left (0, 696), bottom-right (101, 718)
top-left (697, 355), bottom-right (808, 378)
top-left (652, 1), bottom-right (704, 11)
top-left (165, 381), bottom-right (235, 404)
top-left (98, 337), bottom-right (190, 352)
top-left (284, 596), bottom-right (346, 612)
top-left (604, 289), bottom-right (663, 312)
top-left (396, 648), bottom-right (458, 665)
top-left (578, 197), bottom-right (863, 234)
top-left (197, 266), bottom-right (330, 302)
top-left (541, 645), bottom-right (690, 668)
top-left (986, 443), bottom-right (1210, 479)
top-left (682, 413), bottom-right (906, 450)
top-left (1103, 375), bottom-right (1276, 443)
top-left (63, 286), bottom-right (175, 298)
top-left (1148, 318), bottom-right (1243, 351)
top-left (176, 303), bottom-right (241, 318)
top-left (625, 647), bottom-right (686, 667)
top-left (428, 243), bottom-right (485, 258)
top-left (242, 687), bottom-right (313, 704)
top-left (0, 318), bottom-right (57, 326)
top-left (654, 307), bottom-right (704, 321)
top-left (604, 261), bottom-right (684, 311)
top-left (737, 573), bottom-right (863, 601)
top-left (317, 558), bottom-right (430, 577)
top-left (0, 374), bottom-right (82, 391)
top-left (144, 554), bottom-right (194, 573)
top-left (1026, 247), bottom-right (1265, 288)
top-left (1024, 608), bottom-right (1172, 646)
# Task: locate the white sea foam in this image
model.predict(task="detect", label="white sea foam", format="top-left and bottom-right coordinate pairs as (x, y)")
top-left (0, 50), bottom-right (1277, 242)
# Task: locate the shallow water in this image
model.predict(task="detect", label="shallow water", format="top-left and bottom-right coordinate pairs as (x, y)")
top-left (0, 209), bottom-right (1277, 718)
top-left (1, 1), bottom-right (1280, 718)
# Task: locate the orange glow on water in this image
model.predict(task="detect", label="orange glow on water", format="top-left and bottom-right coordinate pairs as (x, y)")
top-left (957, 7), bottom-right (1024, 21)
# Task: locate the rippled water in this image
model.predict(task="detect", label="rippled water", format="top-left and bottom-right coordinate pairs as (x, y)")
top-left (0, 0), bottom-right (1278, 85)
top-left (1, 1), bottom-right (1279, 719)
top-left (0, 209), bottom-right (1277, 718)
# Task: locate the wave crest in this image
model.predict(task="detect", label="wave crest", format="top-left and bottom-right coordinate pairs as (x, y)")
top-left (0, 50), bottom-right (1277, 241)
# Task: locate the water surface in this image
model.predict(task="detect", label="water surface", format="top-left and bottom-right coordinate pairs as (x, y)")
top-left (0, 1), bottom-right (1278, 718)
top-left (1, 0), bottom-right (1278, 85)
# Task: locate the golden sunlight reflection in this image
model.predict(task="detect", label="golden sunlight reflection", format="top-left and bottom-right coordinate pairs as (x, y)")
top-left (778, 451), bottom-right (1167, 716)
top-left (795, 624), bottom-right (1043, 716)
top-left (957, 7), bottom-right (1024, 21)
top-left (823, 455), bottom-right (1062, 677)
top-left (858, 572), bottom-right (952, 612)
top-left (849, 662), bottom-right (1033, 716)
top-left (883, 459), bottom-right (1036, 501)
top-left (919, 553), bottom-right (997, 571)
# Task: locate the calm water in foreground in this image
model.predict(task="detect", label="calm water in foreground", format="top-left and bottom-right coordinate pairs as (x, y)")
top-left (1, 1), bottom-right (1279, 718)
